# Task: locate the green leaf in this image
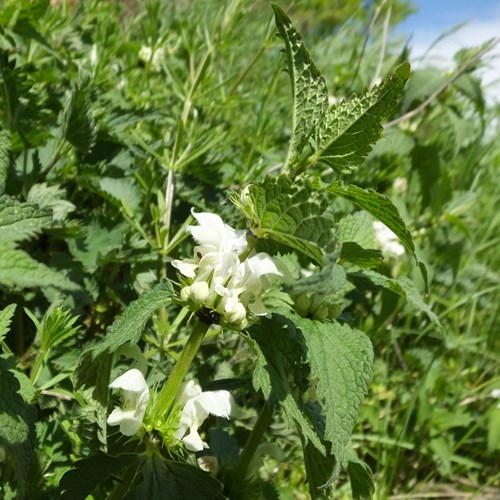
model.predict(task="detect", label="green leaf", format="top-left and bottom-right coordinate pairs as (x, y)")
top-left (307, 63), bottom-right (410, 174)
top-left (289, 260), bottom-right (346, 296)
top-left (0, 242), bottom-right (79, 291)
top-left (0, 195), bottom-right (51, 244)
top-left (318, 180), bottom-right (428, 289)
top-left (338, 212), bottom-right (375, 249)
top-left (0, 130), bottom-right (9, 194)
top-left (280, 311), bottom-right (374, 482)
top-left (232, 175), bottom-right (335, 264)
top-left (132, 455), bottom-right (225, 499)
top-left (347, 270), bottom-right (441, 328)
top-left (75, 280), bottom-right (176, 390)
top-left (63, 75), bottom-right (97, 152)
top-left (247, 315), bottom-right (325, 454)
top-left (0, 355), bottom-right (36, 498)
top-left (59, 452), bottom-right (137, 500)
top-left (340, 242), bottom-right (383, 268)
top-left (27, 183), bottom-right (75, 222)
top-left (272, 3), bottom-right (329, 174)
top-left (0, 304), bottom-right (16, 343)
top-left (347, 457), bottom-right (374, 500)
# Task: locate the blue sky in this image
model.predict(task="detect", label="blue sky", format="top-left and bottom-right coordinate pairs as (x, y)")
top-left (399, 0), bottom-right (500, 32)
top-left (395, 0), bottom-right (500, 102)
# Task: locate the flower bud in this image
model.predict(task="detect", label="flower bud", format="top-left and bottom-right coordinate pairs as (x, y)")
top-left (190, 281), bottom-right (210, 304)
top-left (224, 300), bottom-right (247, 324)
top-left (181, 286), bottom-right (191, 302)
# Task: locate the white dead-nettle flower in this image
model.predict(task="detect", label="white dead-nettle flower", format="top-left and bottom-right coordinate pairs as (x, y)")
top-left (172, 210), bottom-right (282, 327)
top-left (373, 221), bottom-right (405, 258)
top-left (107, 369), bottom-right (150, 436)
top-left (138, 45), bottom-right (165, 71)
top-left (393, 177), bottom-right (408, 194)
top-left (174, 379), bottom-right (235, 452)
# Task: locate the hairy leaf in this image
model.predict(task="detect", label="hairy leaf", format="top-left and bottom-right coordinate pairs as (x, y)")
top-left (247, 315), bottom-right (325, 454)
top-left (27, 183), bottom-right (75, 222)
top-left (347, 455), bottom-right (375, 500)
top-left (0, 195), bottom-right (51, 243)
top-left (0, 242), bottom-right (79, 291)
top-left (0, 304), bottom-right (16, 343)
top-left (75, 280), bottom-right (176, 390)
top-left (63, 75), bottom-right (97, 152)
top-left (340, 242), bottom-right (383, 268)
top-left (338, 211), bottom-right (375, 249)
top-left (308, 63), bottom-right (410, 174)
top-left (0, 355), bottom-right (36, 498)
top-left (272, 4), bottom-right (329, 174)
top-left (59, 452), bottom-right (137, 500)
top-left (280, 311), bottom-right (373, 482)
top-left (233, 175), bottom-right (335, 264)
top-left (133, 455), bottom-right (225, 499)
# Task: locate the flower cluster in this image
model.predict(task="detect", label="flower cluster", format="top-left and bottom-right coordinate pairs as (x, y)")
top-left (373, 221), bottom-right (405, 259)
top-left (107, 370), bottom-right (234, 452)
top-left (172, 210), bottom-right (282, 328)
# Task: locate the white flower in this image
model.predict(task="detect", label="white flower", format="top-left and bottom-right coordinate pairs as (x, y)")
top-left (172, 210), bottom-right (282, 326)
top-left (174, 379), bottom-right (234, 452)
top-left (107, 369), bottom-right (150, 436)
top-left (197, 456), bottom-right (219, 475)
top-left (490, 388), bottom-right (500, 399)
top-left (373, 221), bottom-right (405, 258)
top-left (138, 45), bottom-right (165, 71)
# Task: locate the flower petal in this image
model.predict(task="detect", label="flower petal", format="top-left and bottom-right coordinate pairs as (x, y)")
top-left (109, 368), bottom-right (148, 393)
top-left (194, 390), bottom-right (234, 419)
top-left (171, 259), bottom-right (198, 278)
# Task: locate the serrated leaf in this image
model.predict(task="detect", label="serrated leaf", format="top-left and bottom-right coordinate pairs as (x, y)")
top-left (75, 280), bottom-right (176, 390)
top-left (27, 183), bottom-right (75, 222)
top-left (233, 175), bottom-right (335, 265)
top-left (59, 452), bottom-right (137, 500)
top-left (0, 242), bottom-right (79, 291)
top-left (318, 180), bottom-right (428, 289)
top-left (272, 4), bottom-right (329, 174)
top-left (0, 195), bottom-right (51, 243)
top-left (0, 304), bottom-right (16, 343)
top-left (132, 455), bottom-right (225, 499)
top-left (347, 270), bottom-right (441, 328)
top-left (308, 63), bottom-right (410, 175)
top-left (0, 130), bottom-right (9, 194)
top-left (0, 355), bottom-right (36, 497)
top-left (247, 315), bottom-right (325, 454)
top-left (280, 311), bottom-right (373, 481)
top-left (347, 457), bottom-right (374, 500)
top-left (63, 75), bottom-right (97, 152)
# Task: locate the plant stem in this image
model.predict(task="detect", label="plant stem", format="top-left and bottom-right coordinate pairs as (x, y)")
top-left (152, 318), bottom-right (208, 420)
top-left (228, 401), bottom-right (274, 495)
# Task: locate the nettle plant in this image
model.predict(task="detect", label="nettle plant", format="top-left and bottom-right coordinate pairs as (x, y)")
top-left (1, 4), bottom-right (438, 499)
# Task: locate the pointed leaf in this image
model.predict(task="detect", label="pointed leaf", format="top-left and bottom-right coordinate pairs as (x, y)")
top-left (308, 63), bottom-right (410, 174)
top-left (0, 304), bottom-right (16, 343)
top-left (272, 3), bottom-right (329, 174)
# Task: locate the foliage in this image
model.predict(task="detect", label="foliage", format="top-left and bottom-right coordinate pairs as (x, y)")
top-left (0, 0), bottom-right (498, 498)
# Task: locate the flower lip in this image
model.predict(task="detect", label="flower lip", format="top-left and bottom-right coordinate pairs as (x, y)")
top-left (107, 369), bottom-right (150, 437)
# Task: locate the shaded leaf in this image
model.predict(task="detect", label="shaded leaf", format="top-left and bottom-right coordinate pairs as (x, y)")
top-left (0, 304), bottom-right (16, 343)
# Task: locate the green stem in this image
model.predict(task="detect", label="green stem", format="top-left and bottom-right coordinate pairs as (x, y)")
top-left (152, 318), bottom-right (208, 421)
top-left (228, 401), bottom-right (274, 494)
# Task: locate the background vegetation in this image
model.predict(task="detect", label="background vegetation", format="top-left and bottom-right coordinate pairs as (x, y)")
top-left (1, 0), bottom-right (499, 497)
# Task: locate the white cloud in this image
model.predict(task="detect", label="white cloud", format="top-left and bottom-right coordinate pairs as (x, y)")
top-left (405, 10), bottom-right (500, 104)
